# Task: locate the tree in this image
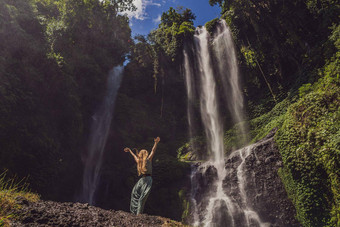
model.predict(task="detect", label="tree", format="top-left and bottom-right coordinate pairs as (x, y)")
top-left (149, 7), bottom-right (196, 61)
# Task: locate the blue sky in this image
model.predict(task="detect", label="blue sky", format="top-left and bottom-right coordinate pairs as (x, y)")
top-left (123, 0), bottom-right (221, 36)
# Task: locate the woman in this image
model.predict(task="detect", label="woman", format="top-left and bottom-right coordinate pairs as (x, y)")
top-left (124, 137), bottom-right (160, 215)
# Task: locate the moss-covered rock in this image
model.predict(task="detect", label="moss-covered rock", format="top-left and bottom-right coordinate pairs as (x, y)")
top-left (205, 18), bottom-right (219, 35)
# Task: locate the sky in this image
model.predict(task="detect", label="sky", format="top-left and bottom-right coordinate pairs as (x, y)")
top-left (122, 0), bottom-right (221, 36)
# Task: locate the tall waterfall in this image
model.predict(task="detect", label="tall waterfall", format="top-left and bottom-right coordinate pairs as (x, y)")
top-left (213, 22), bottom-right (248, 142)
top-left (183, 20), bottom-right (268, 226)
top-left (194, 26), bottom-right (224, 163)
top-left (81, 66), bottom-right (123, 205)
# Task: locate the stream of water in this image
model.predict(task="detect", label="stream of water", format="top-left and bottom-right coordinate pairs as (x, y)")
top-left (81, 66), bottom-right (123, 205)
top-left (183, 20), bottom-right (268, 226)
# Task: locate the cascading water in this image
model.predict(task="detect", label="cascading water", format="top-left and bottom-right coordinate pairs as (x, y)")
top-left (183, 49), bottom-right (197, 152)
top-left (194, 26), bottom-right (224, 163)
top-left (233, 146), bottom-right (268, 227)
top-left (183, 20), bottom-right (268, 226)
top-left (213, 21), bottom-right (248, 142)
top-left (81, 66), bottom-right (123, 205)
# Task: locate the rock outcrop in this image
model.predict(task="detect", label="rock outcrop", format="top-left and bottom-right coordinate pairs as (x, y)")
top-left (189, 129), bottom-right (301, 226)
top-left (11, 199), bottom-right (186, 227)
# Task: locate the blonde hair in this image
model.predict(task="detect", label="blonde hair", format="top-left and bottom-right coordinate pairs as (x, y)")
top-left (136, 149), bottom-right (149, 176)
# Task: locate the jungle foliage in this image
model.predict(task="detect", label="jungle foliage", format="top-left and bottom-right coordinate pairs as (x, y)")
top-left (0, 0), bottom-right (131, 200)
top-left (276, 27), bottom-right (339, 226)
top-left (209, 0), bottom-right (339, 116)
top-left (149, 7), bottom-right (196, 61)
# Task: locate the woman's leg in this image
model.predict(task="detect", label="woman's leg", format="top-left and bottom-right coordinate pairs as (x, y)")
top-left (130, 178), bottom-right (143, 214)
top-left (136, 176), bottom-right (153, 214)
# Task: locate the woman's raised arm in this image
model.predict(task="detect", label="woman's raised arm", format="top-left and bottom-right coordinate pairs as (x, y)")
top-left (124, 147), bottom-right (138, 163)
top-left (148, 137), bottom-right (160, 161)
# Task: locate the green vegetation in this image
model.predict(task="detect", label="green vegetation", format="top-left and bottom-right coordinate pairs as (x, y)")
top-left (0, 0), bottom-right (82, 198)
top-left (178, 189), bottom-right (189, 221)
top-left (223, 24), bottom-right (340, 226)
top-left (0, 0), bottom-right (133, 205)
top-left (205, 18), bottom-right (219, 35)
top-left (0, 171), bottom-right (39, 226)
top-left (276, 50), bottom-right (339, 226)
top-left (223, 97), bottom-right (292, 152)
top-left (177, 137), bottom-right (207, 161)
top-left (209, 0), bottom-right (339, 114)
top-left (249, 98), bottom-right (293, 142)
top-left (149, 7), bottom-right (196, 61)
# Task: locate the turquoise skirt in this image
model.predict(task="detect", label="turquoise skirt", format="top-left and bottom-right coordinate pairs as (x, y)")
top-left (130, 176), bottom-right (152, 214)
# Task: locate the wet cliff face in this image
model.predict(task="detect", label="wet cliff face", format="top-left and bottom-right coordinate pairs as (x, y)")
top-left (190, 129), bottom-right (301, 227)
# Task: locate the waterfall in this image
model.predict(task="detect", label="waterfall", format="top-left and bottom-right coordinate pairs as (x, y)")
top-left (183, 20), bottom-right (268, 226)
top-left (194, 26), bottom-right (224, 163)
top-left (213, 21), bottom-right (248, 142)
top-left (81, 66), bottom-right (123, 205)
top-left (183, 49), bottom-right (197, 152)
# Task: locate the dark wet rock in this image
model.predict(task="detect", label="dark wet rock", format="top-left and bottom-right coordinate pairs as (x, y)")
top-left (223, 128), bottom-right (300, 227)
top-left (204, 166), bottom-right (218, 182)
top-left (190, 164), bottom-right (218, 205)
top-left (11, 200), bottom-right (185, 227)
top-left (189, 128), bottom-right (301, 227)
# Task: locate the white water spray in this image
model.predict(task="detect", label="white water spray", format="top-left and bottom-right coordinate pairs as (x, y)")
top-left (81, 66), bottom-right (123, 205)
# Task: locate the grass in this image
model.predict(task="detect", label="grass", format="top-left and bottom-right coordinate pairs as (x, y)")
top-left (0, 171), bottom-right (39, 227)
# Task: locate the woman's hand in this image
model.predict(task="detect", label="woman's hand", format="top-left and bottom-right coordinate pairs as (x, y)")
top-left (124, 147), bottom-right (130, 153)
top-left (154, 137), bottom-right (160, 143)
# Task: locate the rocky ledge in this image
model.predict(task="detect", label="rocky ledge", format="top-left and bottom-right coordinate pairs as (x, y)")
top-left (11, 199), bottom-right (187, 227)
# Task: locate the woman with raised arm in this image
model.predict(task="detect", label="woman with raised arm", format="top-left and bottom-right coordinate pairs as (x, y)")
top-left (124, 137), bottom-right (160, 215)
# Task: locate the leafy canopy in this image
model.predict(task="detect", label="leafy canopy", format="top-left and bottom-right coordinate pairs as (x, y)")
top-left (149, 7), bottom-right (196, 61)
